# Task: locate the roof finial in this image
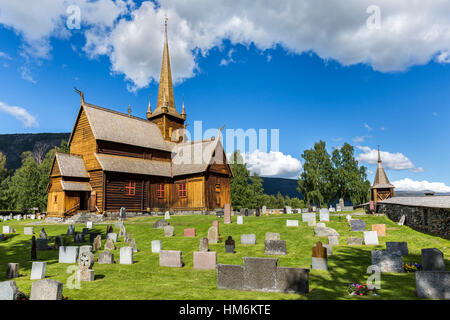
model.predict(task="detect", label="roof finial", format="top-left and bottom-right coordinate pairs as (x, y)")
top-left (181, 94), bottom-right (186, 119)
top-left (165, 16), bottom-right (168, 38)
top-left (73, 86), bottom-right (85, 104)
top-left (377, 145), bottom-right (381, 163)
top-left (146, 95), bottom-right (152, 119)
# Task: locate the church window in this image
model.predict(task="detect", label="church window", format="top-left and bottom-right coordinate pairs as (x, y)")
top-left (178, 183), bottom-right (187, 197)
top-left (157, 184), bottom-right (165, 198)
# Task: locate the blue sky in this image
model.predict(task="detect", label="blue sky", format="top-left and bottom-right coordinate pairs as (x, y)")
top-left (0, 0), bottom-right (449, 192)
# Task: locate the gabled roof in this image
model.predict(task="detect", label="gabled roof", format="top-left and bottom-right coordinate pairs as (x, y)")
top-left (54, 152), bottom-right (89, 178)
top-left (95, 153), bottom-right (172, 177)
top-left (379, 196), bottom-right (450, 209)
top-left (372, 148), bottom-right (395, 189)
top-left (70, 103), bottom-right (172, 152)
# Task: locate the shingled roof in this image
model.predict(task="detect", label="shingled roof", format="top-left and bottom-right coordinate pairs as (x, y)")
top-left (70, 103), bottom-right (172, 152)
top-left (95, 153), bottom-right (172, 177)
top-left (55, 152), bottom-right (89, 178)
top-left (372, 148), bottom-right (395, 189)
top-left (60, 181), bottom-right (92, 192)
top-left (379, 196), bottom-right (450, 209)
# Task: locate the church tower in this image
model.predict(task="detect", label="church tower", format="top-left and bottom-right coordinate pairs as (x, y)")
top-left (371, 147), bottom-right (395, 204)
top-left (147, 18), bottom-right (186, 142)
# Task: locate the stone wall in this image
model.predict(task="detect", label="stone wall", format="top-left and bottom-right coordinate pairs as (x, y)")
top-left (377, 203), bottom-right (450, 239)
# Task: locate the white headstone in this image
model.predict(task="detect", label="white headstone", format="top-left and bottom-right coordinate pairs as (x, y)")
top-left (285, 206), bottom-right (292, 214)
top-left (316, 222), bottom-right (326, 228)
top-left (398, 215), bottom-right (406, 226)
top-left (164, 211), bottom-right (170, 220)
top-left (106, 233), bottom-right (118, 242)
top-left (364, 231), bottom-right (379, 245)
top-left (308, 215), bottom-right (316, 227)
top-left (2, 226), bottom-right (11, 234)
top-left (346, 214), bottom-right (352, 222)
top-left (262, 206), bottom-right (267, 214)
top-left (86, 221), bottom-right (93, 229)
top-left (237, 216), bottom-right (243, 225)
top-left (319, 208), bottom-right (330, 221)
top-left (151, 240), bottom-right (162, 253)
top-left (0, 280), bottom-right (19, 300)
top-left (30, 262), bottom-right (46, 280)
top-left (329, 207), bottom-right (335, 212)
top-left (24, 227), bottom-right (34, 235)
top-left (58, 246), bottom-right (79, 263)
top-left (286, 220), bottom-right (299, 227)
top-left (120, 246), bottom-right (133, 264)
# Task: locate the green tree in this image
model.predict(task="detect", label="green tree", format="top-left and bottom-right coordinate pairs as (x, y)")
top-left (58, 139), bottom-right (70, 153)
top-left (229, 151), bottom-right (253, 210)
top-left (297, 140), bottom-right (335, 207)
top-left (331, 142), bottom-right (370, 205)
top-left (0, 152), bottom-right (12, 209)
top-left (248, 172), bottom-right (264, 209)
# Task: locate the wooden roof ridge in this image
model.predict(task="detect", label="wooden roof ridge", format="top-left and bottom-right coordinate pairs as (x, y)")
top-left (82, 102), bottom-right (154, 124)
top-left (372, 147), bottom-right (395, 189)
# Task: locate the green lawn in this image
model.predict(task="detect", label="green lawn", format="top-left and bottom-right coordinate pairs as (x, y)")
top-left (0, 212), bottom-right (449, 300)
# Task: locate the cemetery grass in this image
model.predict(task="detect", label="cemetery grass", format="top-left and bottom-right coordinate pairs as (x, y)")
top-left (0, 212), bottom-right (449, 300)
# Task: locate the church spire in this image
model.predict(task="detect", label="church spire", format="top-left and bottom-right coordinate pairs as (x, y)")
top-left (156, 17), bottom-right (176, 113)
top-left (181, 95), bottom-right (186, 119)
top-left (373, 146), bottom-right (394, 188)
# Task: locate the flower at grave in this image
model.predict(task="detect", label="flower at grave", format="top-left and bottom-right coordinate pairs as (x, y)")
top-left (403, 262), bottom-right (422, 273)
top-left (348, 283), bottom-right (379, 296)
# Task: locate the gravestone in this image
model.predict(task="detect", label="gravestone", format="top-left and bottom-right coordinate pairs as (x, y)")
top-left (31, 236), bottom-right (37, 260)
top-left (193, 251), bottom-right (217, 270)
top-left (347, 237), bottom-right (363, 245)
top-left (77, 251), bottom-right (95, 282)
top-left (350, 219), bottom-right (366, 231)
top-left (58, 246), bottom-right (79, 263)
top-left (243, 257), bottom-right (277, 290)
top-left (30, 279), bottom-right (63, 300)
top-left (0, 280), bottom-right (21, 300)
top-left (73, 234), bottom-right (84, 244)
top-left (265, 232), bottom-right (280, 241)
top-left (212, 220), bottom-right (219, 235)
top-left (329, 207), bottom-right (335, 213)
top-left (314, 226), bottom-right (339, 237)
top-left (316, 222), bottom-right (326, 228)
top-left (54, 236), bottom-right (63, 250)
top-left (106, 233), bottom-right (117, 242)
top-left (164, 225), bottom-right (174, 237)
top-left (164, 211), bottom-right (170, 220)
top-left (319, 208), bottom-right (330, 222)
top-left (339, 198), bottom-right (345, 210)
top-left (159, 250), bottom-right (183, 267)
top-left (154, 219), bottom-right (169, 229)
top-left (39, 228), bottom-right (47, 239)
top-left (421, 248), bottom-right (446, 271)
top-left (328, 236), bottom-right (339, 245)
top-left (129, 239), bottom-right (138, 253)
top-left (89, 232), bottom-right (99, 242)
top-left (240, 208), bottom-right (246, 216)
top-left (255, 207), bottom-right (260, 216)
top-left (24, 227), bottom-right (34, 235)
top-left (346, 214), bottom-right (352, 222)
top-left (79, 245), bottom-right (92, 254)
top-left (224, 204), bottom-right (231, 224)
top-left (285, 206), bottom-right (292, 214)
top-left (386, 242), bottom-right (408, 256)
top-left (363, 231), bottom-right (379, 245)
top-left (151, 240), bottom-right (162, 253)
top-left (217, 264), bottom-right (244, 290)
top-left (237, 216), bottom-right (243, 225)
top-left (308, 215), bottom-right (316, 227)
top-left (98, 251), bottom-right (114, 264)
top-left (415, 271), bottom-right (450, 299)
top-left (207, 226), bottom-right (218, 244)
top-left (286, 220), bottom-right (299, 227)
top-left (262, 206), bottom-right (267, 215)
top-left (302, 213), bottom-right (315, 222)
top-left (371, 224), bottom-right (386, 236)
top-left (398, 215), bottom-right (406, 226)
top-left (86, 221), bottom-right (93, 229)
top-left (124, 233), bottom-right (131, 243)
top-left (276, 267), bottom-right (310, 294)
top-left (6, 263), bottom-right (19, 278)
top-left (323, 244), bottom-right (333, 256)
top-left (241, 234), bottom-right (256, 245)
top-left (312, 242), bottom-right (328, 270)
top-left (106, 225), bottom-right (113, 234)
top-left (225, 236), bottom-right (235, 253)
top-left (199, 237), bottom-right (209, 252)
top-left (371, 250), bottom-right (404, 273)
top-left (104, 238), bottom-right (116, 251)
top-left (67, 225), bottom-right (75, 235)
top-left (30, 262), bottom-right (46, 280)
top-left (120, 246), bottom-right (133, 264)
top-left (265, 240), bottom-right (287, 255)
top-left (119, 207), bottom-right (126, 219)
top-left (119, 225), bottom-right (126, 237)
top-left (184, 228), bottom-right (196, 237)
top-left (92, 235), bottom-right (102, 251)
top-left (36, 238), bottom-right (50, 250)
top-left (82, 228), bottom-right (89, 234)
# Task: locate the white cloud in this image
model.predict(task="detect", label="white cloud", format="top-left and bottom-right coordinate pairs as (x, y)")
top-left (0, 101), bottom-right (38, 127)
top-left (243, 150), bottom-right (302, 179)
top-left (0, 52), bottom-right (12, 60)
top-left (356, 146), bottom-right (422, 172)
top-left (364, 123), bottom-right (372, 131)
top-left (19, 66), bottom-right (36, 84)
top-left (392, 178), bottom-right (450, 193)
top-left (352, 135), bottom-right (371, 143)
top-left (4, 1), bottom-right (450, 89)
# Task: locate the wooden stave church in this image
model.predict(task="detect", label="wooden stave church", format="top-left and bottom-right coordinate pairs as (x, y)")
top-left (371, 147), bottom-right (395, 204)
top-left (46, 22), bottom-right (232, 218)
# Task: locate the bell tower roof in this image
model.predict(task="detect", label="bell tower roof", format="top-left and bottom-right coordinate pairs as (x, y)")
top-left (372, 146), bottom-right (395, 189)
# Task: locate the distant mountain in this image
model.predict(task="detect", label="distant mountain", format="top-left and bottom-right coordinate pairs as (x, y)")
top-left (261, 177), bottom-right (302, 198)
top-left (395, 190), bottom-right (450, 197)
top-left (0, 133), bottom-right (70, 171)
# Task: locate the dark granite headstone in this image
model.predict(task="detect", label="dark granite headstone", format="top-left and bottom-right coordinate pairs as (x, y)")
top-left (153, 219), bottom-right (169, 229)
top-left (67, 225), bottom-right (75, 235)
top-left (276, 267), bottom-right (310, 294)
top-left (82, 228), bottom-right (89, 235)
top-left (255, 207), bottom-right (260, 217)
top-left (386, 242), bottom-right (409, 256)
top-left (119, 207), bottom-right (127, 219)
top-left (74, 234), bottom-right (85, 243)
top-left (421, 248), bottom-right (446, 271)
top-left (225, 236), bottom-right (235, 253)
top-left (265, 240), bottom-right (287, 255)
top-left (243, 257), bottom-right (277, 290)
top-left (54, 236), bottom-right (62, 250)
top-left (89, 233), bottom-right (100, 243)
top-left (244, 208), bottom-right (249, 217)
top-left (217, 264), bottom-right (244, 290)
top-left (31, 236), bottom-right (37, 260)
top-left (36, 239), bottom-right (50, 251)
top-left (106, 225), bottom-right (113, 234)
top-left (415, 271), bottom-right (450, 299)
top-left (350, 219), bottom-right (366, 231)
